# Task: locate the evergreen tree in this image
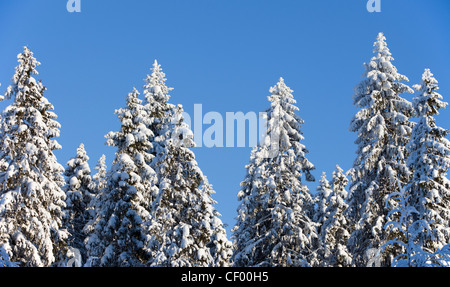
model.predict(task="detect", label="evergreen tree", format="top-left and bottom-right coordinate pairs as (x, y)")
top-left (143, 61), bottom-right (232, 266)
top-left (347, 33), bottom-right (414, 266)
top-left (90, 154), bottom-right (107, 194)
top-left (314, 172), bottom-right (332, 225)
top-left (63, 143), bottom-right (93, 264)
top-left (147, 105), bottom-right (232, 267)
top-left (232, 78), bottom-right (318, 267)
top-left (395, 69), bottom-right (450, 260)
top-left (143, 60), bottom-right (175, 164)
top-left (384, 180), bottom-right (431, 267)
top-left (321, 165), bottom-right (352, 267)
top-left (0, 47), bottom-right (68, 267)
top-left (84, 88), bottom-right (157, 266)
top-left (313, 172), bottom-right (332, 266)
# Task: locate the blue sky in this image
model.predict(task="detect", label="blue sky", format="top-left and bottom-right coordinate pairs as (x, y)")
top-left (0, 0), bottom-right (449, 236)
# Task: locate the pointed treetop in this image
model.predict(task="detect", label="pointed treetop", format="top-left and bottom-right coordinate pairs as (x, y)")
top-left (77, 142), bottom-right (86, 153)
top-left (75, 143), bottom-right (90, 163)
top-left (317, 172), bottom-right (331, 190)
top-left (5, 46), bottom-right (43, 102)
top-left (414, 68), bottom-right (439, 94)
top-left (268, 77), bottom-right (298, 114)
top-left (373, 32), bottom-right (391, 58)
top-left (92, 154), bottom-right (107, 190)
top-left (422, 68), bottom-right (437, 84)
top-left (334, 164), bottom-right (344, 175)
top-left (413, 69), bottom-right (447, 117)
top-left (331, 165), bottom-right (349, 193)
top-left (126, 87), bottom-right (142, 107)
top-left (143, 60), bottom-right (173, 103)
top-left (169, 104), bottom-right (195, 149)
top-left (270, 77), bottom-right (293, 96)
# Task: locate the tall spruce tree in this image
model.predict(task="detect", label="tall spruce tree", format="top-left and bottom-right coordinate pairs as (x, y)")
top-left (0, 47), bottom-right (68, 267)
top-left (314, 172), bottom-right (332, 225)
top-left (91, 154), bottom-right (107, 194)
top-left (84, 88), bottom-right (157, 266)
top-left (143, 60), bottom-right (175, 164)
top-left (63, 143), bottom-right (93, 264)
top-left (147, 105), bottom-right (232, 267)
top-left (313, 172), bottom-right (332, 266)
top-left (232, 78), bottom-right (318, 267)
top-left (347, 33), bottom-right (414, 266)
top-left (321, 165), bottom-right (352, 267)
top-left (143, 62), bottom-right (231, 266)
top-left (402, 69), bottom-right (450, 258)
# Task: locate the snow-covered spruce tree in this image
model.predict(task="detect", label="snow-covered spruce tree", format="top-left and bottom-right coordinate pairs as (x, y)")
top-left (90, 154), bottom-right (107, 194)
top-left (232, 78), bottom-right (318, 267)
top-left (144, 61), bottom-right (231, 266)
top-left (404, 69), bottom-right (450, 255)
top-left (81, 154), bottom-right (106, 267)
top-left (146, 104), bottom-right (232, 266)
top-left (143, 60), bottom-right (175, 162)
top-left (383, 179), bottom-right (433, 267)
top-left (84, 88), bottom-right (157, 267)
top-left (63, 143), bottom-right (93, 264)
top-left (312, 172), bottom-right (332, 266)
top-left (385, 71), bottom-right (450, 267)
top-left (314, 172), bottom-right (332, 226)
top-left (346, 33), bottom-right (414, 266)
top-left (0, 47), bottom-right (68, 267)
top-left (321, 165), bottom-right (352, 267)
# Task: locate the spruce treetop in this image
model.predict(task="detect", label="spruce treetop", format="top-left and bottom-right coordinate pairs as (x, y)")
top-left (0, 46), bottom-right (67, 267)
top-left (347, 33), bottom-right (415, 266)
top-left (412, 69), bottom-right (447, 118)
top-left (144, 60), bottom-right (173, 104)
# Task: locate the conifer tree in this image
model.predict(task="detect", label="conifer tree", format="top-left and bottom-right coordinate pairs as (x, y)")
top-left (232, 78), bottom-right (318, 267)
top-left (84, 88), bottom-right (157, 266)
top-left (0, 47), bottom-right (68, 267)
top-left (313, 172), bottom-right (332, 266)
top-left (143, 60), bottom-right (175, 163)
top-left (63, 143), bottom-right (93, 263)
top-left (314, 172), bottom-right (332, 225)
top-left (408, 69), bottom-right (450, 251)
top-left (81, 154), bottom-right (106, 266)
top-left (143, 61), bottom-right (231, 266)
top-left (384, 180), bottom-right (431, 266)
top-left (90, 154), bottom-right (107, 194)
top-left (321, 165), bottom-right (352, 267)
top-left (387, 69), bottom-right (450, 263)
top-left (147, 105), bottom-right (232, 267)
top-left (347, 33), bottom-right (414, 266)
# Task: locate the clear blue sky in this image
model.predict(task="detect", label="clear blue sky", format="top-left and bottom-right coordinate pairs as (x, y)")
top-left (1, 0), bottom-right (449, 236)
